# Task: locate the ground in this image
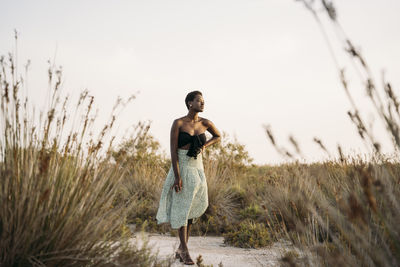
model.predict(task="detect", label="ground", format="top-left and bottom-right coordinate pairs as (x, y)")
top-left (132, 232), bottom-right (295, 267)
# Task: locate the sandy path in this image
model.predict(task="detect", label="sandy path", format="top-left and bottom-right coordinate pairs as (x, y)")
top-left (132, 232), bottom-right (293, 266)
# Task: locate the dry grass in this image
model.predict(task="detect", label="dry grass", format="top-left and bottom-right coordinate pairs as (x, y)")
top-left (111, 125), bottom-right (400, 265)
top-left (0, 37), bottom-right (171, 266)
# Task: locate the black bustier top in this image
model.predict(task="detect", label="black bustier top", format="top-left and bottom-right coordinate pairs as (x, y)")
top-left (178, 132), bottom-right (206, 159)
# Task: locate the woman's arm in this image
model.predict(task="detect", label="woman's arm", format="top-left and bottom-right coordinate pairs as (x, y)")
top-left (202, 119), bottom-right (221, 149)
top-left (170, 119), bottom-right (182, 192)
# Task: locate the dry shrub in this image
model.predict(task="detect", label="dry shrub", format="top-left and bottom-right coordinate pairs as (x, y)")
top-left (111, 123), bottom-right (168, 232)
top-left (190, 157), bottom-right (239, 235)
top-left (0, 41), bottom-right (168, 266)
top-left (223, 219), bottom-right (271, 248)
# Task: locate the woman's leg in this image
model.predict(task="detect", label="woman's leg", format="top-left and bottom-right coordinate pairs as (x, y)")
top-left (177, 222), bottom-right (194, 264)
top-left (178, 225), bottom-right (188, 252)
top-left (186, 219), bottom-right (193, 243)
top-left (178, 219), bottom-right (193, 251)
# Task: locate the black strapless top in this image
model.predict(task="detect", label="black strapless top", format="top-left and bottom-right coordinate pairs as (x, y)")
top-left (178, 132), bottom-right (206, 159)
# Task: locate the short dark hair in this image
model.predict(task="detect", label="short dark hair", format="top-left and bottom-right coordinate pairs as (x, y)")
top-left (185, 90), bottom-right (202, 109)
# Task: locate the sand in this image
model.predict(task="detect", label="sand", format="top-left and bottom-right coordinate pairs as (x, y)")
top-left (132, 232), bottom-right (296, 267)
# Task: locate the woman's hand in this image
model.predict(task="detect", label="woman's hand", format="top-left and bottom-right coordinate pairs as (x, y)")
top-left (171, 178), bottom-right (182, 192)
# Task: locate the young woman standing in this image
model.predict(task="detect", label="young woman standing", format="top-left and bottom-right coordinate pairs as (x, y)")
top-left (156, 91), bottom-right (221, 265)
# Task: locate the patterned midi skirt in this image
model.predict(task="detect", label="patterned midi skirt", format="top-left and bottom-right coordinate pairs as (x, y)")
top-left (156, 149), bottom-right (208, 229)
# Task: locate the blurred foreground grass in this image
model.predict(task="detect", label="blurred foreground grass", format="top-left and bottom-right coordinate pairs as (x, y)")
top-left (0, 45), bottom-right (172, 266)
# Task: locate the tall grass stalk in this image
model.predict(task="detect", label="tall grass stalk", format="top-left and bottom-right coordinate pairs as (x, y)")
top-left (262, 1), bottom-right (400, 266)
top-left (0, 35), bottom-right (168, 266)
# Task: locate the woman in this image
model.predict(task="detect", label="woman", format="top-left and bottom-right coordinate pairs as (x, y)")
top-left (156, 91), bottom-right (221, 265)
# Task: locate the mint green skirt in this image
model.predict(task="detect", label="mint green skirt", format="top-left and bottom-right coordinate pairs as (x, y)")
top-left (156, 149), bottom-right (208, 229)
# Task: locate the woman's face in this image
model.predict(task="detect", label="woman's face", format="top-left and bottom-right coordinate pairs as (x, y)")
top-left (190, 94), bottom-right (204, 112)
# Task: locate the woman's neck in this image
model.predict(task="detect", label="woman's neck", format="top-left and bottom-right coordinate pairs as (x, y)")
top-left (186, 111), bottom-right (199, 122)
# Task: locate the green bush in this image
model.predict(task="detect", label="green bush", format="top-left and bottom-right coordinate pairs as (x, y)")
top-left (223, 220), bottom-right (271, 248)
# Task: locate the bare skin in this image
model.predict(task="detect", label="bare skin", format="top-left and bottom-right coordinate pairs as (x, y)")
top-left (169, 94), bottom-right (221, 264)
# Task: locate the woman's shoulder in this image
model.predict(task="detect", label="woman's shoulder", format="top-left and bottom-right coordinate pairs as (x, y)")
top-left (199, 117), bottom-right (211, 124)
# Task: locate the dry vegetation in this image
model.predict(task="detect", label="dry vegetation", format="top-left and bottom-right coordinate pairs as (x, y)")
top-left (0, 41), bottom-right (172, 266)
top-left (1, 1), bottom-right (399, 266)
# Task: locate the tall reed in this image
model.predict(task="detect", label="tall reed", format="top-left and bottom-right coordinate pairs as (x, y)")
top-left (261, 1), bottom-right (400, 266)
top-left (0, 35), bottom-right (169, 266)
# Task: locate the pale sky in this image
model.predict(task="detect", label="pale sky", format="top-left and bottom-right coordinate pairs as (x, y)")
top-left (1, 0), bottom-right (400, 165)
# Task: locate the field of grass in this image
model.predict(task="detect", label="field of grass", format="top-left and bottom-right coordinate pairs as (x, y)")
top-left (117, 133), bottom-right (400, 266)
top-left (2, 1), bottom-right (400, 266)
